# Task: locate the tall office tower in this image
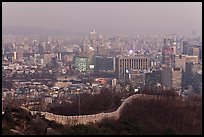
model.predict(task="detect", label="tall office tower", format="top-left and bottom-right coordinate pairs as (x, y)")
top-left (96, 34), bottom-right (105, 54)
top-left (50, 52), bottom-right (57, 67)
top-left (185, 60), bottom-right (201, 86)
top-left (182, 41), bottom-right (188, 54)
top-left (37, 44), bottom-right (44, 54)
top-left (45, 42), bottom-right (52, 52)
top-left (162, 66), bottom-right (182, 90)
top-left (115, 55), bottom-right (150, 80)
top-left (32, 40), bottom-right (38, 53)
top-left (94, 56), bottom-right (115, 73)
top-left (161, 65), bottom-right (172, 90)
top-left (17, 45), bottom-right (24, 62)
top-left (162, 39), bottom-right (176, 67)
top-left (191, 70), bottom-right (202, 93)
top-left (175, 54), bottom-right (186, 72)
top-left (75, 56), bottom-right (89, 72)
top-left (175, 54), bottom-right (186, 87)
top-left (13, 51), bottom-right (17, 61)
top-left (89, 30), bottom-right (97, 52)
top-left (145, 69), bottom-right (162, 87)
top-left (130, 70), bottom-right (145, 88)
top-left (51, 57), bottom-right (58, 68)
top-left (82, 38), bottom-right (91, 53)
top-left (171, 67), bottom-right (182, 91)
top-left (98, 34), bottom-right (104, 45)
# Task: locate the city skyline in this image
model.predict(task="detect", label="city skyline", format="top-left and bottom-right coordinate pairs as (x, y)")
top-left (3, 2), bottom-right (202, 36)
top-left (2, 2), bottom-right (202, 135)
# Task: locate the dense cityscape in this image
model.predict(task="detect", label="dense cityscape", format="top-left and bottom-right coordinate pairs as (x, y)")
top-left (2, 30), bottom-right (202, 109)
top-left (2, 2), bottom-right (202, 135)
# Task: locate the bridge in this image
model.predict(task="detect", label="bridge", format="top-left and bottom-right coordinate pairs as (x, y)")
top-left (31, 94), bottom-right (165, 126)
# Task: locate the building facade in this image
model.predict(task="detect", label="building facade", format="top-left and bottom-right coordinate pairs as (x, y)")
top-left (94, 56), bottom-right (115, 72)
top-left (162, 66), bottom-right (182, 90)
top-left (162, 45), bottom-right (175, 67)
top-left (75, 56), bottom-right (89, 72)
top-left (175, 54), bottom-right (186, 72)
top-left (171, 67), bottom-right (182, 90)
top-left (145, 69), bottom-right (162, 87)
top-left (115, 55), bottom-right (150, 80)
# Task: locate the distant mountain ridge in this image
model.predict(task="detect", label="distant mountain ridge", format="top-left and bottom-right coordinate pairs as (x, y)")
top-left (2, 26), bottom-right (85, 36)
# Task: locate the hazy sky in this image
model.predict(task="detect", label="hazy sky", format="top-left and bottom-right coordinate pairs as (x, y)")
top-left (2, 2), bottom-right (202, 35)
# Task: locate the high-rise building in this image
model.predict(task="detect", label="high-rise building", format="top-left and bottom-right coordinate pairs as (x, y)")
top-left (175, 54), bottom-right (186, 72)
top-left (89, 30), bottom-right (97, 52)
top-left (94, 56), bottom-right (115, 73)
top-left (192, 71), bottom-right (202, 93)
top-left (185, 61), bottom-right (201, 86)
top-left (182, 41), bottom-right (188, 54)
top-left (171, 67), bottom-right (182, 91)
top-left (45, 42), bottom-right (52, 52)
top-left (162, 39), bottom-right (175, 67)
top-left (17, 45), bottom-right (24, 62)
top-left (51, 57), bottom-right (58, 68)
top-left (162, 65), bottom-right (172, 90)
top-left (88, 53), bottom-right (95, 68)
top-left (174, 54), bottom-right (187, 87)
top-left (145, 69), bottom-right (162, 87)
top-left (13, 51), bottom-right (17, 61)
top-left (162, 66), bottom-right (182, 90)
top-left (82, 38), bottom-right (90, 53)
top-left (115, 55), bottom-right (150, 80)
top-left (75, 56), bottom-right (89, 72)
top-left (130, 70), bottom-right (145, 88)
top-left (37, 44), bottom-right (44, 54)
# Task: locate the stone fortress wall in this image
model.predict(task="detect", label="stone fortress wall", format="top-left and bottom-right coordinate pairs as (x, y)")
top-left (31, 94), bottom-right (164, 126)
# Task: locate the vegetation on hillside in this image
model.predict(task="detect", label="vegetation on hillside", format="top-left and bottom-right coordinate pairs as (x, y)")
top-left (49, 88), bottom-right (122, 115)
top-left (58, 90), bottom-right (202, 135)
top-left (3, 89), bottom-right (202, 135)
